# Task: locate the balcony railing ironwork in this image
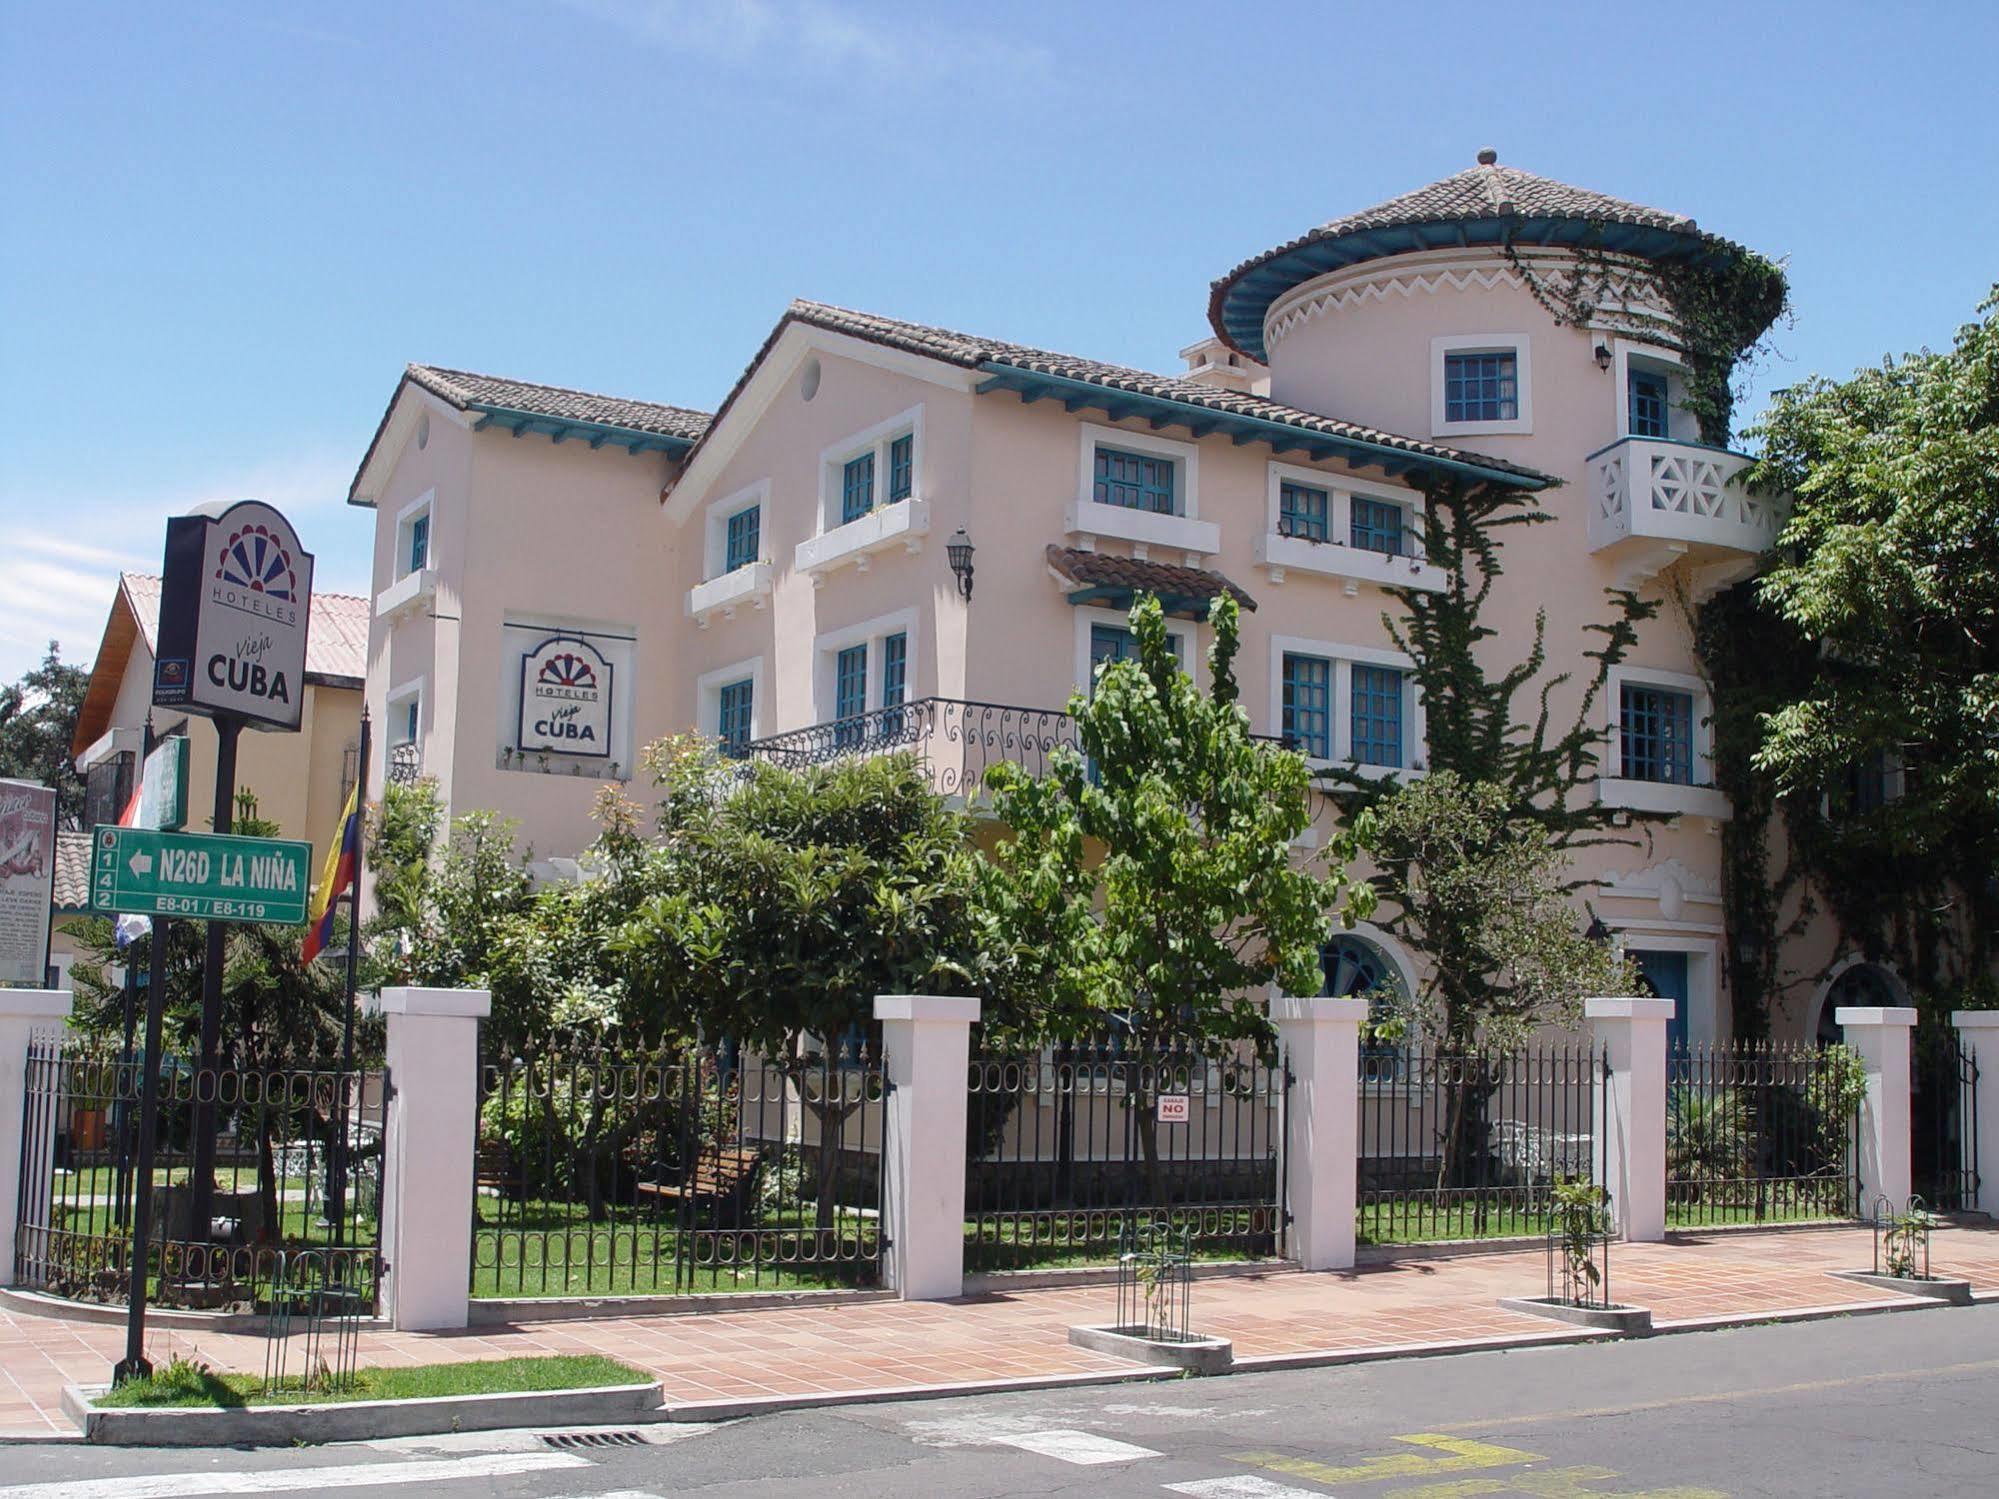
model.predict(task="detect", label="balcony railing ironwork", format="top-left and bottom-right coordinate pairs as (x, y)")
top-left (384, 742), bottom-right (424, 786)
top-left (740, 697), bottom-right (1077, 799)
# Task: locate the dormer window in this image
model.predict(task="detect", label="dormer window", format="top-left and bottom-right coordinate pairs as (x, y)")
top-left (1629, 367), bottom-right (1671, 439)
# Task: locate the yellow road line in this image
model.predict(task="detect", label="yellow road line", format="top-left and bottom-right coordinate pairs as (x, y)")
top-left (1231, 1435), bottom-right (1542, 1486)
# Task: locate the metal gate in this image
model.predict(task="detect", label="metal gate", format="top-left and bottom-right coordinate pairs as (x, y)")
top-left (471, 1041), bottom-right (887, 1298)
top-left (1667, 1041), bottom-right (1860, 1226)
top-left (1914, 1029), bottom-right (1979, 1211)
top-left (12, 1033), bottom-right (386, 1309)
top-left (964, 1036), bottom-right (1289, 1271)
top-left (1356, 1041), bottom-right (1604, 1245)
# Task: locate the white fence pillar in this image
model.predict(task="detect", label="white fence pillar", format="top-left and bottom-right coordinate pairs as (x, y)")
top-left (1272, 995), bottom-right (1364, 1271)
top-left (874, 994), bottom-right (979, 1300)
top-left (1951, 1011), bottom-right (1999, 1216)
top-left (0, 990), bottom-right (71, 1288)
top-left (377, 986), bottom-right (489, 1331)
top-left (1586, 996), bottom-right (1672, 1243)
top-left (1838, 1005), bottom-right (1916, 1214)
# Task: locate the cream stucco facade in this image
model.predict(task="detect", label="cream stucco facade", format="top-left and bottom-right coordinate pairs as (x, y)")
top-left (346, 155), bottom-right (1964, 1045)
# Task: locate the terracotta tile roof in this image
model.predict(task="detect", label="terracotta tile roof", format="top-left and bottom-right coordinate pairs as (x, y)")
top-left (1209, 151), bottom-right (1763, 360)
top-left (405, 365), bottom-right (712, 443)
top-left (53, 829), bottom-right (90, 912)
top-left (124, 575), bottom-right (367, 682)
top-left (1044, 544), bottom-right (1257, 613)
top-left (717, 301), bottom-right (1548, 485)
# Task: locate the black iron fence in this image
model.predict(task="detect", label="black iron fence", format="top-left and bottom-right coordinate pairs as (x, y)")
top-left (11, 1034), bottom-right (385, 1310)
top-left (1667, 1041), bottom-right (1861, 1226)
top-left (964, 1036), bottom-right (1288, 1271)
top-left (1357, 1041), bottom-right (1604, 1245)
top-left (740, 697), bottom-right (1075, 799)
top-left (1913, 1029), bottom-right (1979, 1212)
top-left (472, 1040), bottom-right (887, 1298)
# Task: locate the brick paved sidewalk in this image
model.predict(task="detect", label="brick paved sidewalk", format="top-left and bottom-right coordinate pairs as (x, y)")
top-left (4, 1221), bottom-right (1995, 1439)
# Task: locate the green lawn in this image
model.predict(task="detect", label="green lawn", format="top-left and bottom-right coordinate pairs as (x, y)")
top-left (99, 1354), bottom-right (647, 1409)
top-left (1357, 1195), bottom-right (1556, 1247)
top-left (964, 1207), bottom-right (1279, 1271)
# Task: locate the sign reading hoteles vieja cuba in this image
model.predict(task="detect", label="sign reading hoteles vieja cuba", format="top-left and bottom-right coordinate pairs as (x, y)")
top-left (518, 635), bottom-right (614, 758)
top-left (152, 500), bottom-right (315, 731)
top-left (90, 825), bottom-right (312, 926)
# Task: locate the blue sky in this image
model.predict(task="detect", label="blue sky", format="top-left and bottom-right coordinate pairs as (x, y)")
top-left (3, 0), bottom-right (1994, 682)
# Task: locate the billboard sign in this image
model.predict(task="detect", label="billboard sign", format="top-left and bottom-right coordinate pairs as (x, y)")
top-left (153, 501), bottom-right (314, 731)
top-left (517, 636), bottom-right (613, 758)
top-left (0, 780), bottom-right (57, 986)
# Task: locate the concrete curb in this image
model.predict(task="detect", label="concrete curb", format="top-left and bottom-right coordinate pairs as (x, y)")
top-left (0, 1286), bottom-right (391, 1337)
top-left (1068, 1324), bottom-right (1234, 1374)
top-left (1826, 1270), bottom-right (1975, 1305)
top-left (1497, 1296), bottom-right (1653, 1334)
top-left (966, 1261), bottom-right (1296, 1295)
top-left (62, 1379), bottom-right (663, 1447)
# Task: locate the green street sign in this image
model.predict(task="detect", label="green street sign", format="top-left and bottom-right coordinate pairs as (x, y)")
top-left (89, 825), bottom-right (312, 926)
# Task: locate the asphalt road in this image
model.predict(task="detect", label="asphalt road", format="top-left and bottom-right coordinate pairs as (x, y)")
top-left (5, 1304), bottom-right (1996, 1498)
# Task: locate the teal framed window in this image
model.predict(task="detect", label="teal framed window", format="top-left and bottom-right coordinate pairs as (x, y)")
top-left (1093, 446), bottom-right (1176, 514)
top-left (1279, 482), bottom-right (1329, 541)
top-left (1444, 350), bottom-right (1518, 423)
top-left (1350, 497), bottom-right (1404, 557)
top-left (1351, 665), bottom-right (1404, 767)
top-left (841, 452), bottom-right (875, 524)
top-left (833, 644), bottom-right (868, 748)
top-left (1629, 368), bottom-right (1670, 439)
top-left (881, 632), bottom-right (907, 708)
top-left (397, 697), bottom-right (419, 746)
top-left (724, 505), bottom-right (760, 572)
top-left (407, 512), bottom-right (429, 573)
top-left (887, 434), bottom-right (914, 503)
top-left (1620, 683), bottom-right (1694, 784)
top-left (1281, 653), bottom-right (1332, 759)
top-left (717, 678), bottom-right (754, 754)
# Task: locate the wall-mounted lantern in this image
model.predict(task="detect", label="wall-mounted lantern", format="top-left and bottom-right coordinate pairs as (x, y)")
top-left (946, 528), bottom-right (975, 601)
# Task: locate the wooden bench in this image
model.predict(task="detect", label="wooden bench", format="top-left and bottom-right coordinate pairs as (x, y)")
top-left (475, 1141), bottom-right (516, 1196)
top-left (633, 1147), bottom-right (761, 1221)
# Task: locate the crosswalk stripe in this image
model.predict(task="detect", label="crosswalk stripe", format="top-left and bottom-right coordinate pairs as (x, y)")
top-left (1165, 1480), bottom-right (1336, 1499)
top-left (992, 1428), bottom-right (1161, 1465)
top-left (0, 1451), bottom-right (592, 1499)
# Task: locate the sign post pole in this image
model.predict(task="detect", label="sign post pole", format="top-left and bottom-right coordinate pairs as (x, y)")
top-left (186, 716), bottom-right (241, 1253)
top-left (116, 917), bottom-right (171, 1384)
top-left (329, 710), bottom-right (369, 1242)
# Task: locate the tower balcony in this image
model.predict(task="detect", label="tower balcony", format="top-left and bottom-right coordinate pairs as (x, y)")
top-left (1586, 438), bottom-right (1780, 597)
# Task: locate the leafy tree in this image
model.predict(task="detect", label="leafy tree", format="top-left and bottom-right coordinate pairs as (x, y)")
top-left (614, 739), bottom-right (981, 1223)
top-left (973, 591), bottom-right (1370, 1188)
top-left (363, 779), bottom-right (535, 995)
top-left (1725, 287), bottom-right (1999, 994)
top-left (1329, 477), bottom-right (1653, 1041)
top-left (0, 643), bottom-right (88, 826)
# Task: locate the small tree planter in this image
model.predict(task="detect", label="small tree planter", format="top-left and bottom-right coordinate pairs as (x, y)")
top-left (1068, 1220), bottom-right (1234, 1375)
top-left (1500, 1183), bottom-right (1652, 1335)
top-left (1829, 1197), bottom-right (1973, 1305)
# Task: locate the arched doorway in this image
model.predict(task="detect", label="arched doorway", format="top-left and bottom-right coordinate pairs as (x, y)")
top-left (1813, 959), bottom-right (1906, 1045)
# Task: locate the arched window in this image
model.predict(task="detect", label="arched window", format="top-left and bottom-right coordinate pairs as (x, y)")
top-left (1322, 934), bottom-right (1408, 1068)
top-left (1818, 961), bottom-right (1903, 1046)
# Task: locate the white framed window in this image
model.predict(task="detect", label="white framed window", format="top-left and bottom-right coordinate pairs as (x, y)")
top-left (394, 490), bottom-right (435, 578)
top-left (1072, 604), bottom-right (1198, 698)
top-left (1266, 635), bottom-right (1426, 773)
top-left (386, 677), bottom-right (424, 747)
top-left (703, 480), bottom-right (769, 580)
top-left (1599, 665), bottom-right (1729, 821)
top-left (1255, 461), bottom-right (1444, 591)
top-left (1066, 423), bottom-right (1219, 557)
top-left (811, 608), bottom-right (919, 724)
top-left (816, 405), bottom-right (924, 534)
top-left (696, 656), bottom-right (766, 751)
top-left (1431, 334), bottom-right (1533, 437)
top-left (1612, 340), bottom-right (1691, 443)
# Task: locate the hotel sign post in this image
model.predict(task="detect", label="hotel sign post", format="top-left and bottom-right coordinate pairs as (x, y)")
top-left (116, 500), bottom-right (314, 1385)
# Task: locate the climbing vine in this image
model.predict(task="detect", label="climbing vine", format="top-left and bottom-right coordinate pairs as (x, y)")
top-left (1500, 223), bottom-right (1788, 444)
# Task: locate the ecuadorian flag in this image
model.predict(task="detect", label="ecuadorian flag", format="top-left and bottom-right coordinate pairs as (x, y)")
top-left (302, 782), bottom-right (361, 966)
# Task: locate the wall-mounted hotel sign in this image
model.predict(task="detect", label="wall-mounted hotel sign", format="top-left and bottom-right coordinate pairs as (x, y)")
top-left (518, 636), bottom-right (613, 757)
top-left (152, 501), bottom-right (314, 732)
